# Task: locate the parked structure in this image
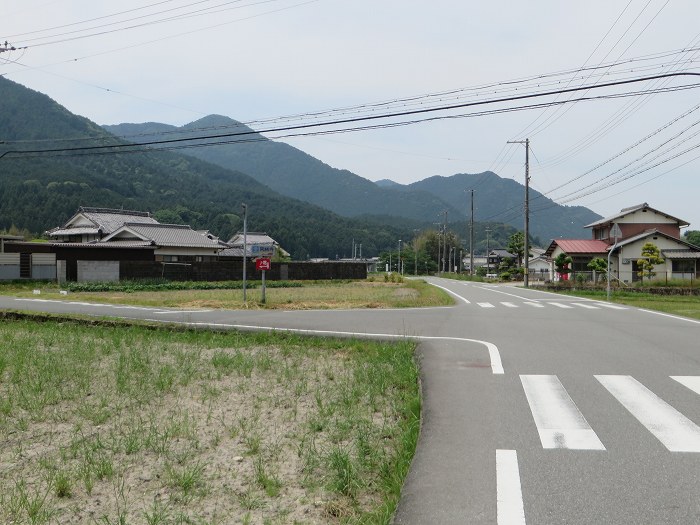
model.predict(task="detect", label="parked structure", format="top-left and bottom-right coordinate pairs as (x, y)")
top-left (545, 203), bottom-right (700, 283)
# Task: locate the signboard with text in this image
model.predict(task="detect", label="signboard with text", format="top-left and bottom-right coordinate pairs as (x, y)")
top-left (255, 258), bottom-right (271, 271)
top-left (251, 244), bottom-right (275, 257)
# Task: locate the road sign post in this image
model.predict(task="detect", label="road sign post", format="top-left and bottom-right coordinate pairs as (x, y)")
top-left (607, 223), bottom-right (622, 302)
top-left (255, 258), bottom-right (271, 304)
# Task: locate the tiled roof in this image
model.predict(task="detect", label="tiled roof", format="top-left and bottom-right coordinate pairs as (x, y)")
top-left (104, 223), bottom-right (222, 248)
top-left (489, 249), bottom-right (516, 257)
top-left (81, 209), bottom-right (159, 234)
top-left (585, 203), bottom-right (689, 228)
top-left (228, 232), bottom-right (277, 246)
top-left (47, 227), bottom-right (99, 236)
top-left (662, 249), bottom-right (700, 259)
top-left (547, 239), bottom-right (609, 256)
top-left (49, 241), bottom-right (154, 249)
top-left (218, 247), bottom-right (248, 257)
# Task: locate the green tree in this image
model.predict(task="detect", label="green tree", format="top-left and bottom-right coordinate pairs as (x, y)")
top-left (684, 230), bottom-right (700, 247)
top-left (587, 257), bottom-right (607, 284)
top-left (637, 242), bottom-right (664, 282)
top-left (507, 232), bottom-right (525, 268)
top-left (554, 253), bottom-right (572, 280)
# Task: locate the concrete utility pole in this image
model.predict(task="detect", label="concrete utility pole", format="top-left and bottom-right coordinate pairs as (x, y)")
top-left (0, 41), bottom-right (17, 53)
top-left (486, 227), bottom-right (492, 275)
top-left (241, 203), bottom-right (248, 302)
top-left (442, 210), bottom-right (448, 273)
top-left (398, 239), bottom-right (402, 275)
top-left (469, 189), bottom-right (475, 275)
top-left (507, 138), bottom-right (530, 288)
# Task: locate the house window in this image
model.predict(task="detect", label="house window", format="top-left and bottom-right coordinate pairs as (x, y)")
top-left (672, 260), bottom-right (695, 273)
top-left (162, 255), bottom-right (179, 262)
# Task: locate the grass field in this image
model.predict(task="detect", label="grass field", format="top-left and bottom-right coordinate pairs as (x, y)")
top-left (0, 317), bottom-right (420, 524)
top-left (552, 289), bottom-right (700, 320)
top-left (5, 279), bottom-right (451, 311)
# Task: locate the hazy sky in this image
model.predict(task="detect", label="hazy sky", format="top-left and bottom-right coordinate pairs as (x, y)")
top-left (3, 0), bottom-right (700, 231)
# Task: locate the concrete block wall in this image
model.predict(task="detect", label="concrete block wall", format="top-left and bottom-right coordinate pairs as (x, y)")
top-left (77, 261), bottom-right (120, 282)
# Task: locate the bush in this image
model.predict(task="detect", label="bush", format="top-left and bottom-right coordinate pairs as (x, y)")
top-left (65, 280), bottom-right (304, 293)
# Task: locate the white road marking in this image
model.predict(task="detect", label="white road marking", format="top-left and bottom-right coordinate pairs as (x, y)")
top-left (476, 286), bottom-right (533, 301)
top-left (15, 293), bottom-right (506, 374)
top-left (523, 302), bottom-right (544, 308)
top-left (478, 302), bottom-right (495, 308)
top-left (596, 375), bottom-right (700, 452)
top-left (137, 318), bottom-right (506, 374)
top-left (594, 303), bottom-right (627, 310)
top-left (571, 303), bottom-right (599, 309)
top-left (521, 375), bottom-right (605, 450)
top-left (496, 449), bottom-right (527, 525)
top-left (671, 376), bottom-right (700, 395)
top-left (428, 282), bottom-right (471, 304)
top-left (548, 302), bottom-right (574, 309)
top-left (501, 302), bottom-right (518, 308)
top-left (639, 309), bottom-right (700, 325)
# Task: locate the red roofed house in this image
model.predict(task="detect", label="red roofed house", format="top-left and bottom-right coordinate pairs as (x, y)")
top-left (545, 203), bottom-right (700, 283)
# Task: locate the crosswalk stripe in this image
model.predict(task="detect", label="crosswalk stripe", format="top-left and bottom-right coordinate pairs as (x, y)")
top-left (571, 302), bottom-right (599, 309)
top-left (478, 302), bottom-right (495, 308)
top-left (521, 375), bottom-right (605, 450)
top-left (548, 302), bottom-right (574, 309)
top-left (670, 376), bottom-right (700, 397)
top-left (523, 301), bottom-right (544, 308)
top-left (596, 375), bottom-right (700, 452)
top-left (501, 302), bottom-right (518, 308)
top-left (595, 303), bottom-right (627, 310)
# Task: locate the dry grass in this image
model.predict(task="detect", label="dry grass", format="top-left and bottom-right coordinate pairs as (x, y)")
top-left (11, 279), bottom-right (451, 311)
top-left (0, 318), bottom-right (420, 524)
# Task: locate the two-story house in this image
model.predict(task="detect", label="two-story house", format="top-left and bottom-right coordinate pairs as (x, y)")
top-left (545, 203), bottom-right (700, 283)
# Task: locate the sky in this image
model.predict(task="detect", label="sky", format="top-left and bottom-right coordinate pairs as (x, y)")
top-left (3, 0), bottom-right (700, 233)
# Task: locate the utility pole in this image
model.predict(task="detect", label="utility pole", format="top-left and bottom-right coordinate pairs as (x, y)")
top-left (0, 41), bottom-right (17, 54)
top-left (442, 210), bottom-right (448, 274)
top-left (507, 138), bottom-right (530, 288)
top-left (469, 189), bottom-right (475, 276)
top-left (398, 239), bottom-right (402, 275)
top-left (436, 222), bottom-right (441, 275)
top-left (486, 227), bottom-right (492, 275)
top-left (241, 203), bottom-right (248, 302)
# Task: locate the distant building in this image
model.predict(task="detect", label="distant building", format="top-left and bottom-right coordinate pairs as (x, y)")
top-left (224, 232), bottom-right (289, 259)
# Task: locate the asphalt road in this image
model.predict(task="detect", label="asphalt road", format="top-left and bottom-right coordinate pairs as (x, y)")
top-left (2, 277), bottom-right (700, 524)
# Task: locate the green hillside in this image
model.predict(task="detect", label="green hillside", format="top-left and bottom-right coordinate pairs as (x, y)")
top-left (104, 115), bottom-right (462, 222)
top-left (406, 172), bottom-right (601, 242)
top-left (0, 77), bottom-right (412, 259)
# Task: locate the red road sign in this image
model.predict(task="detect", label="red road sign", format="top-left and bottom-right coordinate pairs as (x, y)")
top-left (255, 258), bottom-right (271, 271)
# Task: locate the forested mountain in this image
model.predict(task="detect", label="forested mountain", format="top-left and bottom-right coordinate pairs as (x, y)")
top-left (104, 115), bottom-right (462, 222)
top-left (404, 172), bottom-right (601, 241)
top-left (0, 77), bottom-right (416, 259)
top-left (105, 117), bottom-right (601, 243)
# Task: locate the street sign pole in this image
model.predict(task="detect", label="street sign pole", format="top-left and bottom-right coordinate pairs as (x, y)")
top-left (607, 223), bottom-right (622, 302)
top-left (261, 269), bottom-right (266, 305)
top-left (255, 257), bottom-right (271, 305)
